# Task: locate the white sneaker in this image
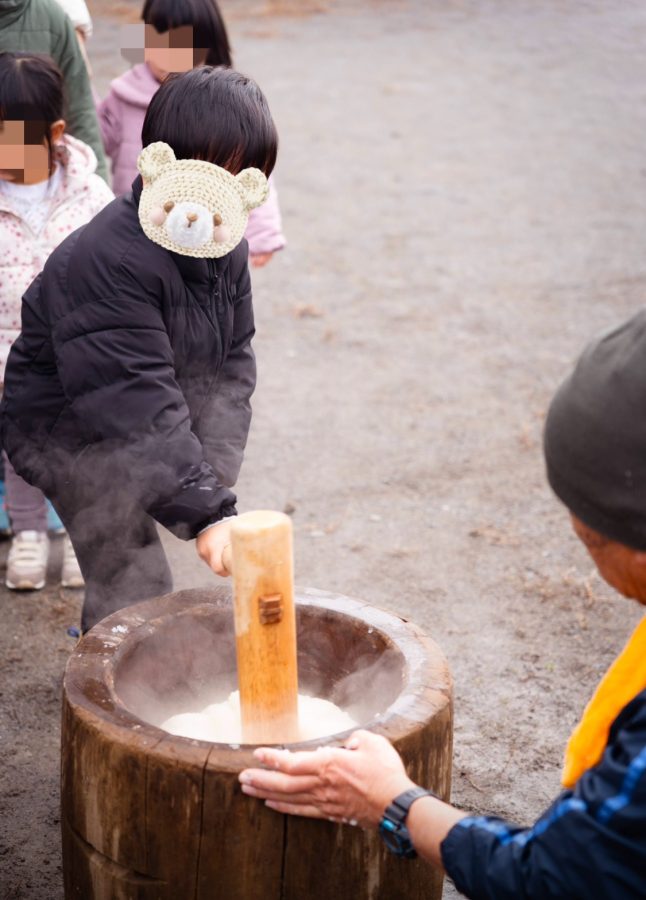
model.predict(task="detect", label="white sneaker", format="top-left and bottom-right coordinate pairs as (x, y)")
top-left (6, 530), bottom-right (49, 590)
top-left (61, 536), bottom-right (84, 589)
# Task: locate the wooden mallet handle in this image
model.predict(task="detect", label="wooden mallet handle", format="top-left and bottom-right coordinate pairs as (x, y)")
top-left (228, 511), bottom-right (299, 744)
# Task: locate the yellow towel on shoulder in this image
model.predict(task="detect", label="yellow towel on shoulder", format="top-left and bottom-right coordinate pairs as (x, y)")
top-left (562, 615), bottom-right (646, 789)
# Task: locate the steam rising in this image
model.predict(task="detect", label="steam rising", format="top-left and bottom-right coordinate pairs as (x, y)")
top-left (114, 608), bottom-right (405, 745)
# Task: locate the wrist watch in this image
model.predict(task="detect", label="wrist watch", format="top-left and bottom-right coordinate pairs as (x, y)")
top-left (378, 787), bottom-right (436, 858)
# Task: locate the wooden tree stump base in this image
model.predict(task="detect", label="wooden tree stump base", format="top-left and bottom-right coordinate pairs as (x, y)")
top-left (62, 587), bottom-right (453, 899)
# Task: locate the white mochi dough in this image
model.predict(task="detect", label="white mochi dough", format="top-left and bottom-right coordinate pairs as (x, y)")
top-left (161, 712), bottom-right (224, 742)
top-left (296, 696), bottom-right (357, 742)
top-left (161, 691), bottom-right (357, 744)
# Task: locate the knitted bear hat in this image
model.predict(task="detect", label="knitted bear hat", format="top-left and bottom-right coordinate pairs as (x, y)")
top-left (137, 142), bottom-right (269, 258)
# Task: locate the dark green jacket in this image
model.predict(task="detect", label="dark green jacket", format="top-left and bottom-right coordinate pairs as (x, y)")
top-left (0, 0), bottom-right (108, 182)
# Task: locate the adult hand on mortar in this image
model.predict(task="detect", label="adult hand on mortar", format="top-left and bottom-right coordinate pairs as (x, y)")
top-left (196, 519), bottom-right (233, 577)
top-left (239, 729), bottom-right (416, 828)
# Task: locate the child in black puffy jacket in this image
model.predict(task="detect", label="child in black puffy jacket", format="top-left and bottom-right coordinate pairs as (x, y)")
top-left (0, 67), bottom-right (277, 631)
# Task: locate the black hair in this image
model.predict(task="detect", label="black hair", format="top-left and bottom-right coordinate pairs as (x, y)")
top-left (141, 0), bottom-right (232, 67)
top-left (0, 51), bottom-right (64, 165)
top-left (141, 67), bottom-right (278, 176)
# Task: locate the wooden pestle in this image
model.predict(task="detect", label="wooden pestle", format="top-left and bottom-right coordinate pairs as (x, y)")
top-left (223, 511), bottom-right (299, 744)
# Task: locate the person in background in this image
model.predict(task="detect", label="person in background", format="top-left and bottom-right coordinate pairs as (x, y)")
top-left (0, 51), bottom-right (113, 590)
top-left (240, 312), bottom-right (646, 898)
top-left (53, 0), bottom-right (94, 76)
top-left (0, 0), bottom-right (108, 182)
top-left (99, 0), bottom-right (285, 267)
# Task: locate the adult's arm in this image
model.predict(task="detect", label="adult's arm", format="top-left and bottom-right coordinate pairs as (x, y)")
top-left (240, 694), bottom-right (646, 899)
top-left (239, 729), bottom-right (466, 865)
top-left (439, 695), bottom-right (646, 899)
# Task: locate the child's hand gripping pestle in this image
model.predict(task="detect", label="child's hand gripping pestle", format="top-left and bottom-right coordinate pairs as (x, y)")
top-left (222, 511), bottom-right (300, 744)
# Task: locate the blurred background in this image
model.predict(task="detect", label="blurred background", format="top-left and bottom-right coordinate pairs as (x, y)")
top-left (2, 1), bottom-right (646, 896)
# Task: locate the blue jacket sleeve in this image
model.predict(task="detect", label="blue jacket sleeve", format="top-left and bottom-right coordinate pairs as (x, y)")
top-left (441, 691), bottom-right (646, 899)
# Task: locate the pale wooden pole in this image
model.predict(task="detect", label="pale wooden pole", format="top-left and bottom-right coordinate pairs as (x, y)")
top-left (225, 510), bottom-right (299, 743)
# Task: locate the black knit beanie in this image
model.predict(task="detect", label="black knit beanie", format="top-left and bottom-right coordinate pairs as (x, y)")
top-left (544, 310), bottom-right (646, 551)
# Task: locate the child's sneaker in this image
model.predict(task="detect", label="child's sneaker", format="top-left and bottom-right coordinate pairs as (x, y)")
top-left (6, 530), bottom-right (49, 590)
top-left (61, 536), bottom-right (84, 589)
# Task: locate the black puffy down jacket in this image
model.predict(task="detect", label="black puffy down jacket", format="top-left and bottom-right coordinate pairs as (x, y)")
top-left (0, 177), bottom-right (256, 539)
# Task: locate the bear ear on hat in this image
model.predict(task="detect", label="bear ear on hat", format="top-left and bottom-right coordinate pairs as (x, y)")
top-left (235, 167), bottom-right (269, 210)
top-left (137, 142), bottom-right (176, 183)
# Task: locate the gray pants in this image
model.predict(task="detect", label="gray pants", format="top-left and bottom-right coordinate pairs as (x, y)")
top-left (5, 444), bottom-right (174, 632)
top-left (49, 452), bottom-right (173, 633)
top-left (3, 452), bottom-right (47, 533)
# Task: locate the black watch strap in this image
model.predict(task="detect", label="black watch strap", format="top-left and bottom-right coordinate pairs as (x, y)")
top-left (379, 786), bottom-right (437, 859)
top-left (385, 786), bottom-right (436, 822)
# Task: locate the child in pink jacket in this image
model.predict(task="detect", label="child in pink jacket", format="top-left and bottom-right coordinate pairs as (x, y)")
top-left (0, 51), bottom-right (113, 591)
top-left (99, 0), bottom-right (285, 267)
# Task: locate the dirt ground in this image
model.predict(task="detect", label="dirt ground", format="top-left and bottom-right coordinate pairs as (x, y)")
top-left (2, 0), bottom-right (646, 897)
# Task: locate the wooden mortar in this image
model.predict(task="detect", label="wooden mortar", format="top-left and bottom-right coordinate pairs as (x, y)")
top-left (61, 587), bottom-right (453, 899)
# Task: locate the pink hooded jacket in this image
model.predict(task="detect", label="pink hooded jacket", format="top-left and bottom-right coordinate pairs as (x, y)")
top-left (0, 135), bottom-right (114, 380)
top-left (98, 64), bottom-right (286, 256)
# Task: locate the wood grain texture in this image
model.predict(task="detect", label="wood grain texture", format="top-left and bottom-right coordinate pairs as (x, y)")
top-left (62, 587), bottom-right (452, 900)
top-left (196, 757), bottom-right (284, 900)
top-left (230, 511), bottom-right (299, 743)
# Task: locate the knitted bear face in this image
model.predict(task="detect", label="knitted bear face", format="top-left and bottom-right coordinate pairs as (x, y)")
top-left (137, 142), bottom-right (269, 258)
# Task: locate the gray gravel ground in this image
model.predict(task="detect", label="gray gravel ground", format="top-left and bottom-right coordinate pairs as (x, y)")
top-left (2, 1), bottom-right (646, 897)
